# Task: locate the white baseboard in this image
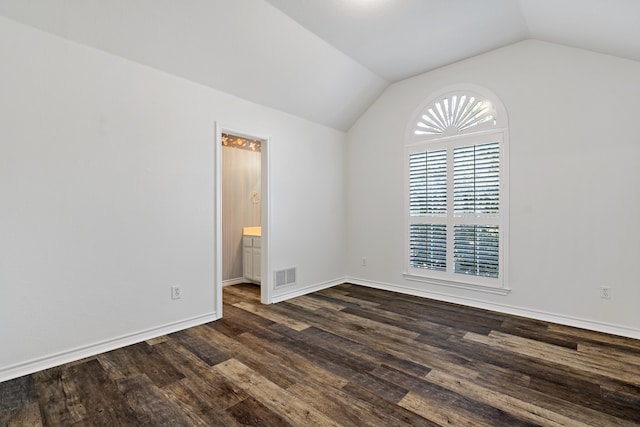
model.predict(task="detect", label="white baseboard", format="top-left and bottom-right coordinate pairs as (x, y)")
top-left (6, 277), bottom-right (635, 384)
top-left (346, 277), bottom-right (640, 340)
top-left (271, 277), bottom-right (347, 303)
top-left (223, 278), bottom-right (247, 287)
top-left (0, 311), bottom-right (219, 383)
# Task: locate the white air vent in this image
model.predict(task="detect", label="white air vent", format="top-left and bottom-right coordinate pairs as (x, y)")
top-left (274, 267), bottom-right (296, 288)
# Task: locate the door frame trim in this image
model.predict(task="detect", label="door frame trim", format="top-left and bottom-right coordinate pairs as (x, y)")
top-left (215, 123), bottom-right (271, 317)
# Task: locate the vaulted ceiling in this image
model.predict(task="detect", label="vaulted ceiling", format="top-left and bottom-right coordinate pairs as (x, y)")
top-left (1, 0), bottom-right (639, 130)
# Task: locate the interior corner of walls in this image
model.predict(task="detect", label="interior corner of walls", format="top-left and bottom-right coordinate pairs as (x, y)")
top-left (222, 278), bottom-right (246, 287)
top-left (0, 312), bottom-right (219, 384)
top-left (271, 277), bottom-right (347, 304)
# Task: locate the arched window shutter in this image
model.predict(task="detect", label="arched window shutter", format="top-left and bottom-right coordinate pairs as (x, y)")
top-left (404, 86), bottom-right (509, 294)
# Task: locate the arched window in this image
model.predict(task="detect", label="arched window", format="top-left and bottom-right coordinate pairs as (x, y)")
top-left (404, 85), bottom-right (509, 294)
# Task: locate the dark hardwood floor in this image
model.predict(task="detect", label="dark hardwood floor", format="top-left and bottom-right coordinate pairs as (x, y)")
top-left (1, 283), bottom-right (639, 426)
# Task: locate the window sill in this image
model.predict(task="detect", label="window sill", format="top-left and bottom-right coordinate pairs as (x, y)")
top-left (403, 273), bottom-right (511, 296)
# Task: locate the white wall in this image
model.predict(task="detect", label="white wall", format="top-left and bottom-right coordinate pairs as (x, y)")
top-left (0, 0), bottom-right (388, 131)
top-left (0, 16), bottom-right (347, 381)
top-left (347, 40), bottom-right (640, 338)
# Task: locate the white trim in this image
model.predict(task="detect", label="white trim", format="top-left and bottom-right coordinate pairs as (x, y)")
top-left (271, 277), bottom-right (347, 303)
top-left (260, 134), bottom-right (272, 305)
top-left (0, 312), bottom-right (218, 383)
top-left (346, 277), bottom-right (640, 340)
top-left (222, 278), bottom-right (247, 287)
top-left (215, 123), bottom-right (223, 317)
top-left (403, 273), bottom-right (511, 295)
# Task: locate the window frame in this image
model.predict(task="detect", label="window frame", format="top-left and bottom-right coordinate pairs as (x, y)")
top-left (403, 86), bottom-right (510, 295)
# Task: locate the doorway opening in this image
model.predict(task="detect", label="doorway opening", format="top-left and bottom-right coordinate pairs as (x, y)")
top-left (215, 125), bottom-right (270, 317)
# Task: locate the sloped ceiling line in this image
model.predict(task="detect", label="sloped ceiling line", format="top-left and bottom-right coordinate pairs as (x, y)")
top-left (1, 0), bottom-right (638, 131)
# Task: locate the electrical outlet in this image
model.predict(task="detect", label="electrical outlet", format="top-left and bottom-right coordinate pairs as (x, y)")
top-left (361, 257), bottom-right (367, 267)
top-left (600, 286), bottom-right (611, 299)
top-left (171, 285), bottom-right (182, 300)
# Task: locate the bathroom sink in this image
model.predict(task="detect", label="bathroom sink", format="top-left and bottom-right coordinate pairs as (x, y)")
top-left (243, 226), bottom-right (261, 237)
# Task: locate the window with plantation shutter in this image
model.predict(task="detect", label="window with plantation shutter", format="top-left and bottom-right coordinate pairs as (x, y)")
top-left (410, 224), bottom-right (447, 271)
top-left (405, 86), bottom-right (509, 294)
top-left (454, 224), bottom-right (499, 278)
top-left (409, 150), bottom-right (447, 215)
top-left (453, 142), bottom-right (500, 215)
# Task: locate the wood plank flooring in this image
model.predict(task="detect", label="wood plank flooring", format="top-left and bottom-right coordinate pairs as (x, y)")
top-left (1, 283), bottom-right (639, 426)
